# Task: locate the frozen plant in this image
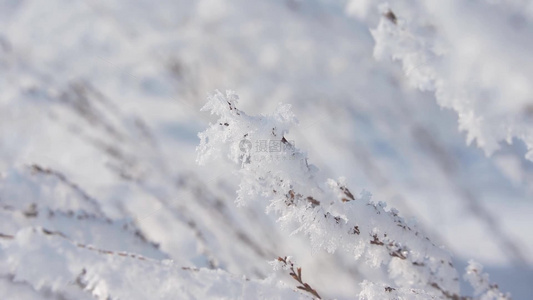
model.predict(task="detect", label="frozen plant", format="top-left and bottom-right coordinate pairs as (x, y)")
top-left (368, 1), bottom-right (533, 161)
top-left (464, 260), bottom-right (510, 300)
top-left (271, 256), bottom-right (322, 299)
top-left (197, 90), bottom-right (509, 299)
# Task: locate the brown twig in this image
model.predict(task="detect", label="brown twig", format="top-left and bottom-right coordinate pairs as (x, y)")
top-left (277, 257), bottom-right (321, 299)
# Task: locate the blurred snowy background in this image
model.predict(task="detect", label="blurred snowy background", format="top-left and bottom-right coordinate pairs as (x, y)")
top-left (0, 0), bottom-right (532, 299)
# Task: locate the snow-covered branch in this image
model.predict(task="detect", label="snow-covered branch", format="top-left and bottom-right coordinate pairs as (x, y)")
top-left (369, 2), bottom-right (533, 161)
top-left (197, 90), bottom-right (509, 299)
top-left (0, 227), bottom-right (307, 300)
top-left (273, 256), bottom-right (322, 299)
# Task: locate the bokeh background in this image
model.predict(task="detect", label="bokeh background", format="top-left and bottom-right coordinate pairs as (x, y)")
top-left (1, 0), bottom-right (532, 298)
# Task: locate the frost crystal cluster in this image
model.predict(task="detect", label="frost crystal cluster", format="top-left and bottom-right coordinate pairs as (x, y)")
top-left (197, 90), bottom-right (509, 299)
top-left (368, 1), bottom-right (533, 160)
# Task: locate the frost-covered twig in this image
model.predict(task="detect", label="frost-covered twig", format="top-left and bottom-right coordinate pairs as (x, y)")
top-left (275, 256), bottom-right (321, 299)
top-left (196, 90), bottom-right (509, 299)
top-left (1, 227), bottom-right (153, 262)
top-left (29, 164), bottom-right (108, 218)
top-left (0, 227), bottom-right (307, 300)
top-left (369, 3), bottom-right (533, 161)
top-left (464, 261), bottom-right (510, 300)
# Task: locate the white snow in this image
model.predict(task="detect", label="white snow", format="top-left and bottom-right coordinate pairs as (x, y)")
top-left (0, 0), bottom-right (532, 299)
